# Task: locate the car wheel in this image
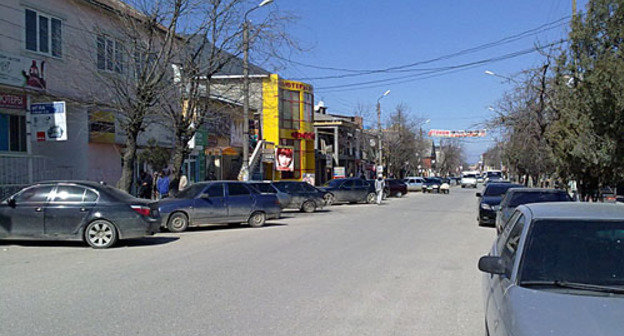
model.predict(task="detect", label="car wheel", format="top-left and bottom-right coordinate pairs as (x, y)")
top-left (167, 212), bottom-right (189, 233)
top-left (324, 193), bottom-right (335, 206)
top-left (301, 200), bottom-right (316, 213)
top-left (85, 220), bottom-right (118, 249)
top-left (248, 211), bottom-right (266, 228)
top-left (366, 192), bottom-right (376, 204)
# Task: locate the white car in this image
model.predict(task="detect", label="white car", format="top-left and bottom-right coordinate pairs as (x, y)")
top-left (461, 174), bottom-right (478, 188)
top-left (403, 177), bottom-right (425, 191)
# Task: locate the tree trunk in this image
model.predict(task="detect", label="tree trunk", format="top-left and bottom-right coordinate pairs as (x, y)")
top-left (170, 138), bottom-right (188, 183)
top-left (118, 135), bottom-right (138, 193)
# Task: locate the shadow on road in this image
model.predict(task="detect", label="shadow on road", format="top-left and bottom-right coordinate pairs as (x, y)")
top-left (182, 222), bottom-right (287, 233)
top-left (0, 236), bottom-right (180, 249)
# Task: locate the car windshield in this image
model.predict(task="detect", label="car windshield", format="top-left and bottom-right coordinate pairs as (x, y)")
top-left (175, 184), bottom-right (205, 198)
top-left (463, 174), bottom-right (476, 179)
top-left (486, 172), bottom-right (502, 178)
top-left (484, 184), bottom-right (522, 196)
top-left (508, 191), bottom-right (570, 207)
top-left (519, 220), bottom-right (624, 287)
top-left (425, 178), bottom-right (440, 183)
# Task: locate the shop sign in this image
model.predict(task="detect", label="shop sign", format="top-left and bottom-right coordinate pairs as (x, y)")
top-left (333, 166), bottom-right (346, 179)
top-left (0, 93), bottom-right (26, 109)
top-left (275, 146), bottom-right (294, 172)
top-left (0, 51), bottom-right (46, 90)
top-left (291, 131), bottom-right (315, 140)
top-left (30, 102), bottom-right (67, 141)
top-left (279, 80), bottom-right (312, 92)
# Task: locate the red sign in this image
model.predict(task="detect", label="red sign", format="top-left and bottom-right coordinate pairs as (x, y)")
top-left (427, 129), bottom-right (487, 138)
top-left (0, 93), bottom-right (26, 109)
top-left (291, 131), bottom-right (315, 140)
top-left (36, 132), bottom-right (46, 142)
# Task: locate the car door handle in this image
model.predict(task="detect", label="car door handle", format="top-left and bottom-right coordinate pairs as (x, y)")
top-left (80, 208), bottom-right (88, 212)
top-left (35, 207), bottom-right (43, 212)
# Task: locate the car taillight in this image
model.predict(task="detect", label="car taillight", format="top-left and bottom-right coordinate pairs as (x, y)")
top-left (131, 205), bottom-right (151, 217)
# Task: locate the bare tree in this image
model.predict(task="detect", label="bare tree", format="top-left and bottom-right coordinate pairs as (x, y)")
top-left (437, 139), bottom-right (465, 176)
top-left (383, 103), bottom-right (429, 178)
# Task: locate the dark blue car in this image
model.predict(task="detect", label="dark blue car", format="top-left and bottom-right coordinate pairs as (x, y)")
top-left (158, 181), bottom-right (281, 232)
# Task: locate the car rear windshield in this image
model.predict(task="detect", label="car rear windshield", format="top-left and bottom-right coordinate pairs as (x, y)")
top-left (100, 185), bottom-right (137, 201)
top-left (509, 191), bottom-right (570, 207)
top-left (463, 174), bottom-right (476, 178)
top-left (486, 172), bottom-right (502, 178)
top-left (484, 184), bottom-right (522, 196)
top-left (520, 220), bottom-right (624, 286)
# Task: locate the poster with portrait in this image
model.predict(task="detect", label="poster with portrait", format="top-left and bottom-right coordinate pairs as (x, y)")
top-left (275, 146), bottom-right (294, 172)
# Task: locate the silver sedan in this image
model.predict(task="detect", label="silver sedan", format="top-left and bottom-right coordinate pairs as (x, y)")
top-left (479, 202), bottom-right (624, 336)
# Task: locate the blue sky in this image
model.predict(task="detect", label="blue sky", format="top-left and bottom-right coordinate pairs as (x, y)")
top-left (252, 0), bottom-right (588, 163)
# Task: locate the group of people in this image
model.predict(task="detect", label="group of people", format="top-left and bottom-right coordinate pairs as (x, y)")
top-left (137, 170), bottom-right (188, 200)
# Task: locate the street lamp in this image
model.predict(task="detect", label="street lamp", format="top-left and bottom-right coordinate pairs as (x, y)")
top-left (484, 70), bottom-right (519, 84)
top-left (376, 90), bottom-right (390, 167)
top-left (241, 0), bottom-right (274, 181)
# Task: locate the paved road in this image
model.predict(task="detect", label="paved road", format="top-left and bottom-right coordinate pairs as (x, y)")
top-left (0, 187), bottom-right (495, 336)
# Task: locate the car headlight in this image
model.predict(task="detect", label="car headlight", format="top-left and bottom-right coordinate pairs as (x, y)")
top-left (480, 203), bottom-right (492, 210)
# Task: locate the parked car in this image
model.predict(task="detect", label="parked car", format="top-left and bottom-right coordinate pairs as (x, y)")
top-left (461, 173), bottom-right (478, 188)
top-left (272, 181), bottom-right (326, 213)
top-left (495, 188), bottom-right (572, 234)
top-left (385, 179), bottom-right (408, 197)
top-left (403, 176), bottom-right (425, 191)
top-left (599, 187), bottom-right (617, 203)
top-left (479, 202), bottom-right (624, 336)
top-left (483, 170), bottom-right (503, 184)
top-left (319, 178), bottom-right (377, 204)
top-left (247, 181), bottom-right (292, 209)
top-left (423, 177), bottom-right (449, 193)
top-left (158, 181), bottom-right (281, 232)
top-left (0, 181), bottom-right (161, 249)
top-left (476, 182), bottom-right (524, 227)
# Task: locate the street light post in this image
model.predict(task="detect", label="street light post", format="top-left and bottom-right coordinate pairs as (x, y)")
top-left (484, 70), bottom-right (519, 84)
top-left (376, 90), bottom-right (390, 169)
top-left (241, 0), bottom-right (273, 181)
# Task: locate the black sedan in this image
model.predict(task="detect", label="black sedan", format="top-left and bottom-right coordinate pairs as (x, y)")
top-left (272, 181), bottom-right (326, 213)
top-left (319, 178), bottom-right (377, 205)
top-left (385, 179), bottom-right (408, 197)
top-left (158, 181), bottom-right (281, 232)
top-left (0, 181), bottom-right (161, 248)
top-left (476, 182), bottom-right (523, 227)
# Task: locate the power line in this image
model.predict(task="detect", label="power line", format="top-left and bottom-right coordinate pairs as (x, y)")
top-left (277, 15), bottom-right (571, 78)
top-left (314, 40), bottom-right (565, 92)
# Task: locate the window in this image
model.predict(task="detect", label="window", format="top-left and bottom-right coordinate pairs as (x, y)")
top-left (499, 214), bottom-right (525, 277)
top-left (25, 9), bottom-right (62, 57)
top-left (84, 189), bottom-right (98, 203)
top-left (342, 180), bottom-right (354, 188)
top-left (14, 185), bottom-right (54, 203)
top-left (51, 186), bottom-right (87, 203)
top-left (227, 183), bottom-right (250, 196)
top-left (303, 92), bottom-right (313, 123)
top-left (205, 184), bottom-right (224, 197)
top-left (0, 113), bottom-right (27, 152)
top-left (97, 35), bottom-right (124, 73)
top-left (279, 89), bottom-right (300, 129)
top-left (353, 179), bottom-right (364, 187)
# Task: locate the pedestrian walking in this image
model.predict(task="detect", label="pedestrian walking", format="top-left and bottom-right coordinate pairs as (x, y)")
top-left (156, 171), bottom-right (170, 199)
top-left (374, 174), bottom-right (385, 205)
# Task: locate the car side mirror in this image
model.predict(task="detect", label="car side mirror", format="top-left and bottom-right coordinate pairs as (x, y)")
top-left (476, 192), bottom-right (482, 197)
top-left (7, 198), bottom-right (16, 208)
top-left (478, 256), bottom-right (506, 275)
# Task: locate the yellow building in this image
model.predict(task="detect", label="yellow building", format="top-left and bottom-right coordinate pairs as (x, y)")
top-left (261, 74), bottom-right (315, 182)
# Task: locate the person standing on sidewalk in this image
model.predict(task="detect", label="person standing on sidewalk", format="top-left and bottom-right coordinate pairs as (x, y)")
top-left (156, 171), bottom-right (170, 199)
top-left (375, 174), bottom-right (385, 205)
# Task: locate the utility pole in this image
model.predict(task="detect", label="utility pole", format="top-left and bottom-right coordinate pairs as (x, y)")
top-left (572, 0), bottom-right (576, 17)
top-left (377, 100), bottom-right (382, 165)
top-left (241, 20), bottom-right (250, 181)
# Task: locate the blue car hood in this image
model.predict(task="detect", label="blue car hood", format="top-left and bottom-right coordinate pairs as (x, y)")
top-left (507, 286), bottom-right (624, 336)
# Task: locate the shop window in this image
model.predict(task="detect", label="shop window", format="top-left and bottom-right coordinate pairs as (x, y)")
top-left (0, 113), bottom-right (27, 152)
top-left (25, 9), bottom-right (62, 57)
top-left (303, 92), bottom-right (313, 123)
top-left (97, 35), bottom-right (124, 74)
top-left (279, 89), bottom-right (300, 130)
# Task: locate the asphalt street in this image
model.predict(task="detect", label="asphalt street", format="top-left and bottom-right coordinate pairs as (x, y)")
top-left (0, 186), bottom-right (495, 336)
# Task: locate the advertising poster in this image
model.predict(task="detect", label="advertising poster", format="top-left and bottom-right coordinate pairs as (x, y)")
top-left (30, 102), bottom-right (67, 142)
top-left (0, 51), bottom-right (46, 90)
top-left (275, 146), bottom-right (294, 172)
top-left (333, 166), bottom-right (346, 179)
